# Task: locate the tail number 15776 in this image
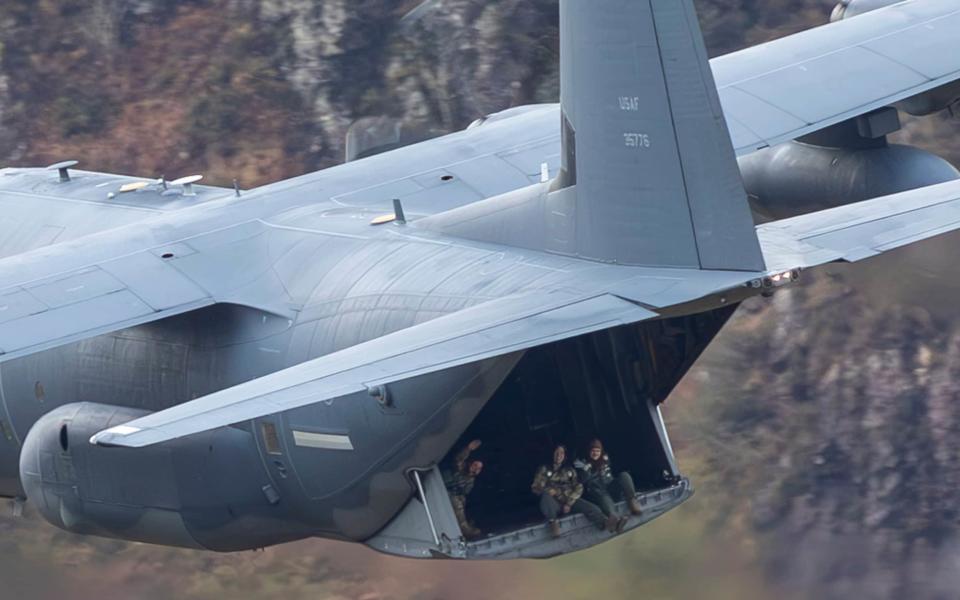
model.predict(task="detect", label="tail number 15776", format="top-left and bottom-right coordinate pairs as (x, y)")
top-left (624, 133), bottom-right (652, 148)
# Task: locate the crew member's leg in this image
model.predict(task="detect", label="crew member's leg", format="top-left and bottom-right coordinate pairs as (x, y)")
top-left (587, 486), bottom-right (617, 517)
top-left (572, 498), bottom-right (608, 531)
top-left (451, 494), bottom-right (481, 539)
top-left (540, 493), bottom-right (563, 537)
top-left (585, 487), bottom-right (622, 532)
top-left (618, 472), bottom-right (643, 515)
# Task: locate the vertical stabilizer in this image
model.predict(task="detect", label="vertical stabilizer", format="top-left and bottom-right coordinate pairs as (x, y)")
top-left (557, 0), bottom-right (765, 271)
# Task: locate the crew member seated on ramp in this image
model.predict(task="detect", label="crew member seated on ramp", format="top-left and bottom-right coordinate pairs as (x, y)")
top-left (443, 439), bottom-right (485, 539)
top-left (532, 445), bottom-right (611, 537)
top-left (575, 439), bottom-right (644, 533)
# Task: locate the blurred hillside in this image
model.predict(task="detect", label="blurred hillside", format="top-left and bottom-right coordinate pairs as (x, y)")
top-left (2, 0), bottom-right (955, 179)
top-left (3, 1), bottom-right (960, 599)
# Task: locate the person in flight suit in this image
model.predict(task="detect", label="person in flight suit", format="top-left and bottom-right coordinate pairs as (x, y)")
top-left (531, 444), bottom-right (610, 538)
top-left (443, 439), bottom-right (484, 539)
top-left (574, 438), bottom-right (643, 533)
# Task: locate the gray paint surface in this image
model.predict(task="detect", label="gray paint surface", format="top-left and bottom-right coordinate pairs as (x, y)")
top-left (553, 0), bottom-right (763, 270)
top-left (1, 0), bottom-right (960, 559)
top-left (758, 178), bottom-right (960, 270)
top-left (714, 0), bottom-right (960, 153)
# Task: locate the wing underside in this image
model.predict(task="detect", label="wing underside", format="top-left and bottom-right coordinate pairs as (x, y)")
top-left (91, 293), bottom-right (657, 448)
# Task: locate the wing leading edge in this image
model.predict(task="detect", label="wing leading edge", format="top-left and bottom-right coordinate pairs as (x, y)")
top-left (91, 292), bottom-right (657, 448)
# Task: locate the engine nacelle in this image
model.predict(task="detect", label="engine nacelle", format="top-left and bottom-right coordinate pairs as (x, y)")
top-left (740, 135), bottom-right (960, 320)
top-left (19, 403), bottom-right (309, 551)
top-left (740, 141), bottom-right (960, 221)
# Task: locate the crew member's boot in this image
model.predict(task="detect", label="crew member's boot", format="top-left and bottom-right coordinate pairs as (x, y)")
top-left (461, 522), bottom-right (482, 540)
top-left (616, 516), bottom-right (628, 533)
top-left (604, 515), bottom-right (619, 532)
top-left (549, 519), bottom-right (562, 538)
top-left (628, 498), bottom-right (643, 516)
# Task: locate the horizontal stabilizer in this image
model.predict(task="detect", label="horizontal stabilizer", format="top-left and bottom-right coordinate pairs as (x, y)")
top-left (91, 293), bottom-right (656, 448)
top-left (758, 179), bottom-right (960, 271)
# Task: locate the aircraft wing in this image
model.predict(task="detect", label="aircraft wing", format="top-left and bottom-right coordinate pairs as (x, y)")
top-left (714, 0), bottom-right (960, 155)
top-left (0, 167), bottom-right (232, 259)
top-left (758, 179), bottom-right (960, 271)
top-left (90, 292), bottom-right (657, 448)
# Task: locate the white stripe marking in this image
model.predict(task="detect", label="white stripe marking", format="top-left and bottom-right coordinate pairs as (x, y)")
top-left (293, 431), bottom-right (354, 451)
top-left (107, 425), bottom-right (141, 436)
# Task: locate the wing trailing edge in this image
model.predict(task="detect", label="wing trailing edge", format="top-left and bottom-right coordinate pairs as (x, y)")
top-left (758, 179), bottom-right (960, 272)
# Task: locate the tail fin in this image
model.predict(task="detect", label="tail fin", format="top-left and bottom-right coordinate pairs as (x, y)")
top-left (557, 0), bottom-right (764, 270)
top-left (422, 0), bottom-right (765, 272)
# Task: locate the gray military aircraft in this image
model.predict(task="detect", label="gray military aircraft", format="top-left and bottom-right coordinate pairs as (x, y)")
top-left (2, 0), bottom-right (960, 560)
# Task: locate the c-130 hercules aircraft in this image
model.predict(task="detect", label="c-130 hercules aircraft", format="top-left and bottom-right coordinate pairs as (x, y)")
top-left (3, 0), bottom-right (960, 560)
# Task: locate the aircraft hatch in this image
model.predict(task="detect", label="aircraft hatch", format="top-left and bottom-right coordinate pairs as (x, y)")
top-left (366, 308), bottom-right (733, 559)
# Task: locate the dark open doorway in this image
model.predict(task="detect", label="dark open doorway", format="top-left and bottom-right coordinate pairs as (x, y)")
top-left (441, 306), bottom-right (737, 536)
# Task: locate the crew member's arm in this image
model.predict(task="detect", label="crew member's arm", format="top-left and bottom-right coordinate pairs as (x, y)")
top-left (566, 482), bottom-right (584, 506)
top-left (601, 457), bottom-right (614, 485)
top-left (454, 439), bottom-right (481, 473)
top-left (558, 469), bottom-right (584, 508)
top-left (573, 459), bottom-right (592, 484)
top-left (531, 466), bottom-right (548, 495)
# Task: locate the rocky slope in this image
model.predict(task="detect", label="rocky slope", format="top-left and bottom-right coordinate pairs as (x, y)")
top-left (0, 0), bottom-right (863, 184)
top-left (2, 1), bottom-right (960, 599)
top-left (681, 266), bottom-right (960, 599)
